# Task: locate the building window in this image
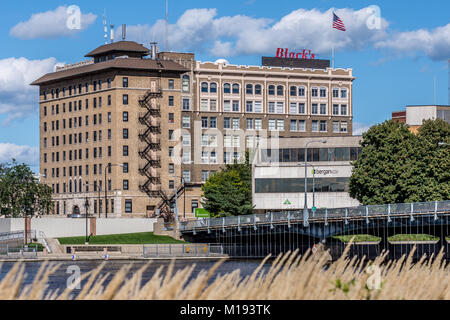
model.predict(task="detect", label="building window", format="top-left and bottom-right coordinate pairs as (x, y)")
top-left (123, 162), bottom-right (129, 173)
top-left (123, 145), bottom-right (129, 156)
top-left (201, 82), bottom-right (208, 93)
top-left (169, 130), bottom-right (174, 140)
top-left (268, 85), bottom-right (275, 95)
top-left (210, 117), bottom-right (217, 128)
top-left (277, 119), bottom-right (284, 131)
top-left (312, 103), bottom-right (318, 114)
top-left (254, 101), bottom-right (262, 113)
top-left (232, 101), bottom-right (239, 112)
top-left (320, 104), bottom-right (327, 115)
top-left (168, 79), bottom-right (174, 90)
top-left (210, 99), bottom-right (217, 111)
top-left (246, 118), bottom-right (254, 130)
top-left (223, 83), bottom-right (231, 94)
top-left (125, 200), bottom-right (132, 213)
top-left (200, 99), bottom-right (208, 111)
top-left (169, 113), bottom-right (174, 124)
top-left (320, 120), bottom-right (327, 132)
top-left (341, 122), bottom-right (348, 133)
top-left (290, 86), bottom-right (297, 96)
top-left (123, 111), bottom-right (128, 122)
top-left (107, 78), bottom-right (112, 88)
top-left (108, 112), bottom-right (111, 122)
top-left (333, 121), bottom-right (339, 133)
top-left (182, 75), bottom-right (190, 92)
top-left (182, 170), bottom-right (191, 183)
top-left (210, 82), bottom-right (217, 93)
top-left (201, 117), bottom-right (208, 129)
top-left (254, 84), bottom-right (262, 95)
top-left (123, 180), bottom-right (129, 190)
top-left (268, 119), bottom-right (276, 131)
top-left (182, 133), bottom-right (190, 146)
top-left (312, 120), bottom-right (319, 132)
top-left (232, 118), bottom-right (240, 130)
top-left (169, 180), bottom-right (174, 189)
top-left (341, 89), bottom-right (347, 98)
top-left (333, 104), bottom-right (339, 115)
top-left (224, 117), bottom-right (231, 129)
top-left (277, 85), bottom-right (284, 96)
top-left (246, 101), bottom-right (253, 113)
top-left (201, 170), bottom-right (209, 183)
top-left (123, 94), bottom-right (128, 105)
top-left (123, 77), bottom-right (128, 88)
top-left (341, 104), bottom-right (347, 116)
top-left (268, 102), bottom-right (275, 113)
top-left (182, 99), bottom-right (190, 111)
top-left (232, 84), bottom-right (239, 94)
top-left (246, 84), bottom-right (253, 95)
top-left (311, 88), bottom-right (318, 97)
top-left (169, 96), bottom-right (174, 106)
top-left (276, 102), bottom-right (284, 114)
top-left (223, 100), bottom-right (231, 112)
top-left (255, 119), bottom-right (262, 131)
top-left (290, 120), bottom-right (297, 131)
top-left (333, 88), bottom-right (339, 98)
top-left (123, 128), bottom-right (128, 139)
top-left (298, 120), bottom-right (306, 132)
top-left (182, 116), bottom-right (190, 128)
top-left (320, 88), bottom-right (327, 98)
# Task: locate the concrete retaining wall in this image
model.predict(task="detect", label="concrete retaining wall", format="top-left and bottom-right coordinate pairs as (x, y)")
top-left (0, 218), bottom-right (157, 238)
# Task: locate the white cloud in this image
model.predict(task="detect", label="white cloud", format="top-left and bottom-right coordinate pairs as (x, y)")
top-left (0, 57), bottom-right (59, 124)
top-left (353, 122), bottom-right (372, 136)
top-left (10, 6), bottom-right (97, 39)
top-left (126, 7), bottom-right (388, 58)
top-left (375, 23), bottom-right (450, 61)
top-left (0, 143), bottom-right (39, 167)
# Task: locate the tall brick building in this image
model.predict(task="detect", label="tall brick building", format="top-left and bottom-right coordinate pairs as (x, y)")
top-left (32, 41), bottom-right (355, 218)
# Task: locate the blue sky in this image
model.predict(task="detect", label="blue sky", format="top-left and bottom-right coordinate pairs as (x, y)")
top-left (0, 0), bottom-right (449, 173)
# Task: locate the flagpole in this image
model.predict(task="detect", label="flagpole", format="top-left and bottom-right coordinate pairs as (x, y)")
top-left (331, 11), bottom-right (334, 69)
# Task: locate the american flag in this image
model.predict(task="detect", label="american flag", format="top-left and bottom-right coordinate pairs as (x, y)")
top-left (333, 12), bottom-right (346, 31)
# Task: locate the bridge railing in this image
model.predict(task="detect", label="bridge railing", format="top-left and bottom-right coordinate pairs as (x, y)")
top-left (180, 200), bottom-right (450, 232)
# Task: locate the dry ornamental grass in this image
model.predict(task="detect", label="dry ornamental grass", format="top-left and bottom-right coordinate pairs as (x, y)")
top-left (0, 242), bottom-right (449, 300)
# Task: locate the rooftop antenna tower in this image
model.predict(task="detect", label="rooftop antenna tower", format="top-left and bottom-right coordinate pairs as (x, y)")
top-left (165, 0), bottom-right (169, 51)
top-left (103, 10), bottom-right (108, 44)
top-left (122, 24), bottom-right (126, 41)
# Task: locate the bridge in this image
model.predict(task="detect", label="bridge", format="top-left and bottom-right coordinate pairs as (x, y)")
top-left (179, 200), bottom-right (450, 260)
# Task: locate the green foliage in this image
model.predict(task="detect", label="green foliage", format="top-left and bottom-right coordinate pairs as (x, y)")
top-left (201, 151), bottom-right (254, 217)
top-left (349, 119), bottom-right (450, 205)
top-left (57, 232), bottom-right (186, 245)
top-left (0, 159), bottom-right (53, 217)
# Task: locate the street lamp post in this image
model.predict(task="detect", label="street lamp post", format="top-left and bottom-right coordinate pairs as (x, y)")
top-left (303, 140), bottom-right (327, 226)
top-left (104, 163), bottom-right (124, 219)
top-left (84, 197), bottom-right (90, 244)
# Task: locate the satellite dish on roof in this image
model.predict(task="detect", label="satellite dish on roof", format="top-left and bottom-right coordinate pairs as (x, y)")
top-left (215, 58), bottom-right (229, 65)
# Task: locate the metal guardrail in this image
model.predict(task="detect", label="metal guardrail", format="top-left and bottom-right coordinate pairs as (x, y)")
top-left (0, 245), bottom-right (38, 259)
top-left (0, 230), bottom-right (36, 242)
top-left (38, 231), bottom-right (51, 253)
top-left (180, 200), bottom-right (450, 232)
top-left (142, 244), bottom-right (225, 258)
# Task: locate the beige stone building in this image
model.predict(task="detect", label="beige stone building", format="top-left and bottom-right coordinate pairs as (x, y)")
top-left (32, 41), bottom-right (355, 219)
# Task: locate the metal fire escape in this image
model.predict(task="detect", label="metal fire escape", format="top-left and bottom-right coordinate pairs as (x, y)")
top-left (138, 80), bottom-right (163, 203)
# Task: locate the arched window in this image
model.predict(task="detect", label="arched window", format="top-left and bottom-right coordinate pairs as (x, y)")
top-left (232, 83), bottom-right (240, 94)
top-left (298, 86), bottom-right (305, 97)
top-left (246, 84), bottom-right (253, 95)
top-left (224, 83), bottom-right (231, 94)
top-left (210, 82), bottom-right (217, 93)
top-left (255, 84), bottom-right (262, 95)
top-left (290, 86), bottom-right (297, 96)
top-left (268, 85), bottom-right (275, 95)
top-left (277, 85), bottom-right (284, 96)
top-left (182, 75), bottom-right (190, 92)
top-left (201, 82), bottom-right (208, 93)
top-left (79, 179), bottom-right (82, 193)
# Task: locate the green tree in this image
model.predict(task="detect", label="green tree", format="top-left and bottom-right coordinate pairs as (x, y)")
top-left (0, 159), bottom-right (53, 217)
top-left (349, 120), bottom-right (423, 205)
top-left (349, 119), bottom-right (450, 205)
top-left (201, 151), bottom-right (254, 217)
top-left (415, 119), bottom-right (450, 201)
